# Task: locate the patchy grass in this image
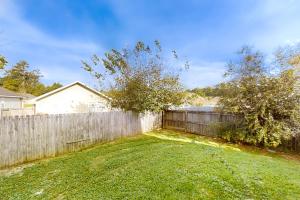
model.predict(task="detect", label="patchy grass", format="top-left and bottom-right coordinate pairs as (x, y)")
top-left (0, 129), bottom-right (300, 200)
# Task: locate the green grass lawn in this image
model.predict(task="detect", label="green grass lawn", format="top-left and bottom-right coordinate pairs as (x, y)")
top-left (1, 129), bottom-right (300, 200)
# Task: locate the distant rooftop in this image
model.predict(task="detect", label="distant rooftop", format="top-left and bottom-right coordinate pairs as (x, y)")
top-left (0, 87), bottom-right (22, 98)
top-left (0, 87), bottom-right (35, 99)
top-left (169, 105), bottom-right (218, 112)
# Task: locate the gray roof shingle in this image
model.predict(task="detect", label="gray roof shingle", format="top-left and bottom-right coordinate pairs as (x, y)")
top-left (0, 87), bottom-right (34, 99)
top-left (0, 87), bottom-right (22, 97)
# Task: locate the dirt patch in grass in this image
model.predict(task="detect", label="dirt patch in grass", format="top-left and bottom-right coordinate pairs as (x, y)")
top-left (0, 163), bottom-right (35, 177)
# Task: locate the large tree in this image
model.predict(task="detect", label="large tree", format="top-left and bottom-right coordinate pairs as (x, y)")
top-left (83, 41), bottom-right (187, 113)
top-left (0, 60), bottom-right (62, 96)
top-left (0, 60), bottom-right (41, 93)
top-left (218, 46), bottom-right (300, 147)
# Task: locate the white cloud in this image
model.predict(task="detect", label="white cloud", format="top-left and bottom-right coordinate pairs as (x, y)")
top-left (1, 0), bottom-right (300, 89)
top-left (181, 61), bottom-right (226, 88)
top-left (0, 0), bottom-right (103, 86)
top-left (243, 0), bottom-right (300, 52)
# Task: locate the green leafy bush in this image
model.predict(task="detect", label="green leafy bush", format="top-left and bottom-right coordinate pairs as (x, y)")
top-left (211, 121), bottom-right (246, 143)
top-left (218, 46), bottom-right (300, 147)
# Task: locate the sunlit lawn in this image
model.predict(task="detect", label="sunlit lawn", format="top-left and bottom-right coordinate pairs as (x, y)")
top-left (0, 129), bottom-right (300, 199)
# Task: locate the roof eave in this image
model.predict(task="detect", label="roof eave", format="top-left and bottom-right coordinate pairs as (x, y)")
top-left (31, 81), bottom-right (111, 102)
top-left (0, 95), bottom-right (23, 99)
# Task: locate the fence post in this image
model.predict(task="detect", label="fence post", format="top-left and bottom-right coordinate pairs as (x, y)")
top-left (162, 110), bottom-right (164, 129)
top-left (184, 111), bottom-right (187, 133)
top-left (0, 111), bottom-right (162, 169)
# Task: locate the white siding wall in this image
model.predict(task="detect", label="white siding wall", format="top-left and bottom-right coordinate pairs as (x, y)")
top-left (0, 97), bottom-right (22, 109)
top-left (35, 84), bottom-right (110, 114)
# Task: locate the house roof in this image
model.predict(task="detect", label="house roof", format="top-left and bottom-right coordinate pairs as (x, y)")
top-left (30, 81), bottom-right (110, 102)
top-left (0, 87), bottom-right (23, 98)
top-left (0, 87), bottom-right (36, 99)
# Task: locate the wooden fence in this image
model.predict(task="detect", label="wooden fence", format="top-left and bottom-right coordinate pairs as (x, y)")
top-left (163, 110), bottom-right (237, 136)
top-left (0, 108), bottom-right (35, 118)
top-left (163, 110), bottom-right (300, 152)
top-left (0, 111), bottom-right (161, 169)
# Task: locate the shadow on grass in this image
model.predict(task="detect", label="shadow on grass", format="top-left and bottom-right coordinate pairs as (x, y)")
top-left (145, 129), bottom-right (300, 163)
top-left (144, 129), bottom-right (241, 152)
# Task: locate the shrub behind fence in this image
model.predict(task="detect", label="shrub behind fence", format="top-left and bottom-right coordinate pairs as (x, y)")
top-left (0, 111), bottom-right (161, 169)
top-left (163, 110), bottom-right (300, 152)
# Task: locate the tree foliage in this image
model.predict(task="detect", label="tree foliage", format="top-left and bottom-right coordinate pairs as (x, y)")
top-left (0, 61), bottom-right (41, 93)
top-left (0, 60), bottom-right (62, 96)
top-left (0, 55), bottom-right (7, 70)
top-left (218, 46), bottom-right (300, 147)
top-left (189, 86), bottom-right (225, 97)
top-left (83, 41), bottom-right (187, 113)
top-left (274, 43), bottom-right (300, 68)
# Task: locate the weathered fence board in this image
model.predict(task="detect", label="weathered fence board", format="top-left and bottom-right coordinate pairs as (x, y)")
top-left (163, 110), bottom-right (300, 152)
top-left (163, 110), bottom-right (237, 136)
top-left (0, 111), bottom-right (161, 169)
top-left (0, 108), bottom-right (35, 118)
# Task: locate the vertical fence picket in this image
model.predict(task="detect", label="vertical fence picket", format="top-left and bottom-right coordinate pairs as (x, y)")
top-left (0, 111), bottom-right (161, 169)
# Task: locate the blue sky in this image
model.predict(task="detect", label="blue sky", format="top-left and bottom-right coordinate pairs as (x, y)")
top-left (1, 0), bottom-right (300, 88)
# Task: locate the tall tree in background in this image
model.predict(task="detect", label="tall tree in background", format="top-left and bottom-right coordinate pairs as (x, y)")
top-left (218, 46), bottom-right (300, 147)
top-left (83, 41), bottom-right (188, 113)
top-left (0, 60), bottom-right (62, 96)
top-left (0, 61), bottom-right (41, 93)
top-left (189, 86), bottom-right (225, 97)
top-left (28, 82), bottom-right (62, 96)
top-left (274, 43), bottom-right (300, 69)
top-left (0, 55), bottom-right (7, 69)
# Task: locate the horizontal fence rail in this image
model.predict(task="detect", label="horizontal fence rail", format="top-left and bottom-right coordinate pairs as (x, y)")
top-left (163, 110), bottom-right (300, 152)
top-left (0, 108), bottom-right (35, 118)
top-left (0, 111), bottom-right (162, 169)
top-left (163, 110), bottom-right (237, 136)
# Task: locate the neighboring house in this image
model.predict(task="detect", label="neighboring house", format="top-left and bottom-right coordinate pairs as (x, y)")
top-left (0, 87), bottom-right (35, 117)
top-left (172, 94), bottom-right (219, 112)
top-left (0, 87), bottom-right (24, 109)
top-left (169, 104), bottom-right (218, 112)
top-left (0, 87), bottom-right (33, 109)
top-left (26, 81), bottom-right (111, 114)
